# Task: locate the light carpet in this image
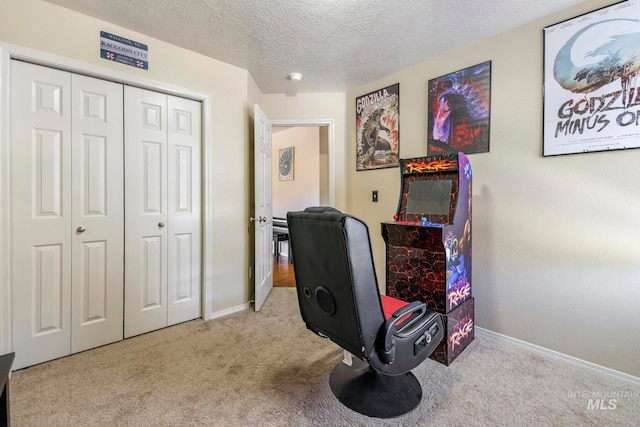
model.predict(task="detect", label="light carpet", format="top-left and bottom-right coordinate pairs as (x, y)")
top-left (10, 288), bottom-right (640, 426)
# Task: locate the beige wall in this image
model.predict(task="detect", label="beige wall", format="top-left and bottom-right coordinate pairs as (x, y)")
top-left (272, 127), bottom-right (320, 217)
top-left (0, 0), bottom-right (252, 316)
top-left (346, 0), bottom-right (640, 377)
top-left (319, 126), bottom-right (330, 206)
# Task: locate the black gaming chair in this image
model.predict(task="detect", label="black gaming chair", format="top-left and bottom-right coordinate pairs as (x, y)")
top-left (287, 207), bottom-right (444, 418)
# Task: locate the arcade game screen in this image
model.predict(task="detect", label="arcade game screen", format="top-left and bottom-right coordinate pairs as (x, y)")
top-left (406, 180), bottom-right (453, 216)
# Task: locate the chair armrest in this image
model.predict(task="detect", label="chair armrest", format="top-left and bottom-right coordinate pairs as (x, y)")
top-left (379, 301), bottom-right (433, 364)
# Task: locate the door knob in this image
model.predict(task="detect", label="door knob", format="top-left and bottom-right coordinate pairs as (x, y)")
top-left (77, 226), bottom-right (86, 233)
top-left (158, 222), bottom-right (165, 228)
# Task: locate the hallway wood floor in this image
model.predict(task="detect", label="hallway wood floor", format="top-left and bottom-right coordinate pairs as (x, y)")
top-left (273, 256), bottom-right (295, 287)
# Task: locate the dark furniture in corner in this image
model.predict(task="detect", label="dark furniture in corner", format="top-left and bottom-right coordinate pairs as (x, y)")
top-left (273, 216), bottom-right (292, 262)
top-left (287, 207), bottom-right (443, 418)
top-left (0, 352), bottom-right (15, 427)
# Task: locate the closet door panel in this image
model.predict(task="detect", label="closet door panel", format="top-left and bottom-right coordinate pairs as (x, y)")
top-left (10, 61), bottom-right (72, 370)
top-left (124, 86), bottom-right (169, 338)
top-left (71, 74), bottom-right (124, 353)
top-left (167, 96), bottom-right (201, 325)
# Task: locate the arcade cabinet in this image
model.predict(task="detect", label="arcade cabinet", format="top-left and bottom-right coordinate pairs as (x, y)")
top-left (381, 152), bottom-right (474, 365)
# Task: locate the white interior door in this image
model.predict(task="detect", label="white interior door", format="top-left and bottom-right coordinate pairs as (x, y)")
top-left (125, 87), bottom-right (201, 337)
top-left (124, 86), bottom-right (169, 338)
top-left (253, 104), bottom-right (273, 311)
top-left (10, 62), bottom-right (126, 369)
top-left (10, 60), bottom-right (73, 369)
top-left (167, 96), bottom-right (201, 325)
top-left (70, 74), bottom-right (124, 353)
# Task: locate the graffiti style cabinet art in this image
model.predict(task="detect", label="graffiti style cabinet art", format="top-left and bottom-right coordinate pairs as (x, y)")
top-left (382, 152), bottom-right (474, 365)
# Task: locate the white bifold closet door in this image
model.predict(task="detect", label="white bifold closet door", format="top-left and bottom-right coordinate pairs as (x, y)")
top-left (10, 60), bottom-right (124, 370)
top-left (124, 86), bottom-right (201, 338)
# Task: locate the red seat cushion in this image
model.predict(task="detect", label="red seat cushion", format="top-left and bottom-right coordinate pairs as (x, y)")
top-left (380, 295), bottom-right (409, 320)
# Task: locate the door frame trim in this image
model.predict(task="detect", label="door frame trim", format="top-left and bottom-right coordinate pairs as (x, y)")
top-left (0, 43), bottom-right (214, 354)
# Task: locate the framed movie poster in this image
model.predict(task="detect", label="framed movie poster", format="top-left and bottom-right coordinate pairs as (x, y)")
top-left (543, 1), bottom-right (640, 156)
top-left (427, 61), bottom-right (491, 155)
top-left (356, 83), bottom-right (399, 171)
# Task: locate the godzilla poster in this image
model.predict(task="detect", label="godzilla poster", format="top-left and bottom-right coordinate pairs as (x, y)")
top-left (543, 0), bottom-right (640, 156)
top-left (356, 83), bottom-right (399, 171)
top-left (427, 61), bottom-right (491, 155)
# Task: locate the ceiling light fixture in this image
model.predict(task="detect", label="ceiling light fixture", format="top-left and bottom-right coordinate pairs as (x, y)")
top-left (288, 72), bottom-right (303, 82)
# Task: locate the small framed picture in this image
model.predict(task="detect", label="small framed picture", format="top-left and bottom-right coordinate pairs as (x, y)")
top-left (278, 146), bottom-right (294, 181)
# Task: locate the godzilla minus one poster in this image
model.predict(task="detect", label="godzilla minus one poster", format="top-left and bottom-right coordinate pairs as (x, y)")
top-left (356, 83), bottom-right (399, 171)
top-left (544, 0), bottom-right (640, 156)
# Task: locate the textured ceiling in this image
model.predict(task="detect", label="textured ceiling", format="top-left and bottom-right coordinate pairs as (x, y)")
top-left (45, 0), bottom-right (589, 94)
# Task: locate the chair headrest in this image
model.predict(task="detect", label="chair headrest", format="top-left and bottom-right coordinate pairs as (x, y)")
top-left (303, 206), bottom-right (342, 214)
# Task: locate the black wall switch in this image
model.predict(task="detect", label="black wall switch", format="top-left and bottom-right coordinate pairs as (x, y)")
top-left (372, 190), bottom-right (378, 202)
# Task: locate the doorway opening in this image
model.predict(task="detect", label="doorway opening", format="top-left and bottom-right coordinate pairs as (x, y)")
top-left (271, 122), bottom-right (332, 288)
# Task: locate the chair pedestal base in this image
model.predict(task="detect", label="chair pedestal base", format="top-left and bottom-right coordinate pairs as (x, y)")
top-left (329, 360), bottom-right (422, 418)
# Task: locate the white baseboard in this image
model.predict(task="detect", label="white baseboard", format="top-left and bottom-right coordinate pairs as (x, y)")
top-left (206, 303), bottom-right (250, 321)
top-left (475, 327), bottom-right (640, 388)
